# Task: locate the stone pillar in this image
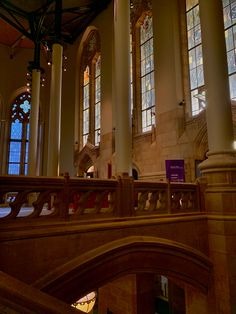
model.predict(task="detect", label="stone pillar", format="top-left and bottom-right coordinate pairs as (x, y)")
top-left (185, 284), bottom-right (210, 314)
top-left (28, 68), bottom-right (41, 176)
top-left (152, 0), bottom-right (183, 114)
top-left (198, 1), bottom-right (236, 313)
top-left (47, 43), bottom-right (63, 176)
top-left (199, 0), bottom-right (234, 154)
top-left (114, 0), bottom-right (132, 176)
top-left (136, 273), bottom-right (155, 314)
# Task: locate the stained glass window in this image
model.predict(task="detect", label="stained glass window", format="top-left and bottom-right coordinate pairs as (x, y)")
top-left (95, 56), bottom-right (101, 146)
top-left (140, 14), bottom-right (155, 132)
top-left (186, 0), bottom-right (206, 116)
top-left (8, 92), bottom-right (31, 175)
top-left (81, 30), bottom-right (101, 148)
top-left (130, 33), bottom-right (133, 114)
top-left (83, 66), bottom-right (90, 146)
top-left (223, 0), bottom-right (236, 100)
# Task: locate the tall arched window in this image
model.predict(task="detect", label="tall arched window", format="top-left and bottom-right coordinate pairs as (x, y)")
top-left (140, 14), bottom-right (155, 132)
top-left (222, 0), bottom-right (236, 99)
top-left (95, 55), bottom-right (101, 146)
top-left (7, 92), bottom-right (31, 175)
top-left (186, 0), bottom-right (205, 116)
top-left (80, 30), bottom-right (101, 148)
top-left (83, 66), bottom-right (90, 145)
top-left (131, 0), bottom-right (156, 135)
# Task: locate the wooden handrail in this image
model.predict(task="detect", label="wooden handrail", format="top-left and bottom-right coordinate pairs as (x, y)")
top-left (0, 175), bottom-right (202, 222)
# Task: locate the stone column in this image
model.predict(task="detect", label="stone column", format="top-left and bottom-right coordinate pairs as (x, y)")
top-left (47, 43), bottom-right (63, 176)
top-left (198, 1), bottom-right (236, 313)
top-left (114, 0), bottom-right (132, 176)
top-left (152, 0), bottom-right (183, 114)
top-left (199, 0), bottom-right (234, 159)
top-left (136, 273), bottom-right (155, 314)
top-left (28, 68), bottom-right (41, 176)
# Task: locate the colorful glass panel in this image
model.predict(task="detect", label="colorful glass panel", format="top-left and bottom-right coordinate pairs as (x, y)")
top-left (140, 14), bottom-right (155, 132)
top-left (186, 0), bottom-right (205, 115)
top-left (95, 56), bottom-right (101, 146)
top-left (223, 0), bottom-right (236, 99)
top-left (8, 92), bottom-right (31, 175)
top-left (83, 66), bottom-right (90, 146)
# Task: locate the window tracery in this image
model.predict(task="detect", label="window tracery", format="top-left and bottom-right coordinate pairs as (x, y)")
top-left (8, 92), bottom-right (31, 175)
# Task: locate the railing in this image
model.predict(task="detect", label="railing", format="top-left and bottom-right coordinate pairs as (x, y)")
top-left (0, 174), bottom-right (202, 222)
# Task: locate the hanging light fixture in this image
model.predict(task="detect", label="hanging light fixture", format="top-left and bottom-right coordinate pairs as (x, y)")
top-left (71, 291), bottom-right (96, 313)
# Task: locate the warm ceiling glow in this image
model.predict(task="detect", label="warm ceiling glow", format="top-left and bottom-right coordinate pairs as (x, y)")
top-left (72, 291), bottom-right (96, 313)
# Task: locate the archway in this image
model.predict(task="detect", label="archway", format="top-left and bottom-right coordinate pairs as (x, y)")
top-left (34, 236), bottom-right (212, 304)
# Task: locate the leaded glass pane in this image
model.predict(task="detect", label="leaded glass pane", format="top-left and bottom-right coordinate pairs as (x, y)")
top-left (146, 90), bottom-right (153, 108)
top-left (190, 68), bottom-right (198, 89)
top-left (233, 24), bottom-right (236, 42)
top-left (225, 29), bottom-right (234, 51)
top-left (196, 45), bottom-right (203, 65)
top-left (224, 6), bottom-right (232, 28)
top-left (197, 64), bottom-right (204, 86)
top-left (189, 49), bottom-right (196, 69)
top-left (20, 100), bottom-right (30, 114)
top-left (227, 50), bottom-right (236, 73)
top-left (95, 76), bottom-right (101, 103)
top-left (186, 0), bottom-right (198, 11)
top-left (187, 29), bottom-right (194, 50)
top-left (24, 163), bottom-right (28, 175)
top-left (8, 163), bottom-right (20, 175)
top-left (229, 73), bottom-right (236, 98)
top-left (9, 142), bottom-right (21, 162)
top-left (10, 120), bottom-right (22, 140)
top-left (194, 25), bottom-right (201, 46)
top-left (25, 142), bottom-right (29, 163)
top-left (83, 109), bottom-right (89, 134)
top-left (187, 10), bottom-right (194, 31)
top-left (193, 5), bottom-right (200, 25)
top-left (84, 66), bottom-right (89, 85)
top-left (83, 134), bottom-right (88, 145)
top-left (95, 56), bottom-right (101, 76)
top-left (26, 124), bottom-right (30, 140)
top-left (231, 1), bottom-right (236, 22)
top-left (223, 0), bottom-right (230, 7)
top-left (95, 103), bottom-right (100, 129)
top-left (140, 15), bottom-right (153, 44)
top-left (95, 130), bottom-right (100, 145)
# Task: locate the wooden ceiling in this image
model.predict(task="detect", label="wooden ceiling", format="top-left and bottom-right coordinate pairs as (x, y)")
top-left (0, 0), bottom-right (112, 50)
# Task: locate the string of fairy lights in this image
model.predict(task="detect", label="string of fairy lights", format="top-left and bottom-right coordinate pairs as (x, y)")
top-left (25, 44), bottom-right (68, 92)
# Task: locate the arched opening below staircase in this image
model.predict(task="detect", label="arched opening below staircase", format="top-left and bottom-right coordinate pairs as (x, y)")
top-left (34, 236), bottom-right (212, 311)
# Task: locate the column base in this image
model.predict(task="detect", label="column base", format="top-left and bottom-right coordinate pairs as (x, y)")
top-left (198, 151), bottom-right (236, 214)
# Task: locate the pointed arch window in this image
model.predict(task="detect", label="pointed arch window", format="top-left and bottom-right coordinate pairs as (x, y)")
top-left (186, 0), bottom-right (205, 116)
top-left (140, 14), bottom-right (155, 132)
top-left (7, 92), bottom-right (31, 175)
top-left (80, 30), bottom-right (101, 148)
top-left (95, 55), bottom-right (101, 146)
top-left (83, 66), bottom-right (90, 145)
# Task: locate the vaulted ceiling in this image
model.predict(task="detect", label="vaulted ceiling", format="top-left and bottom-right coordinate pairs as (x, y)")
top-left (0, 0), bottom-right (112, 51)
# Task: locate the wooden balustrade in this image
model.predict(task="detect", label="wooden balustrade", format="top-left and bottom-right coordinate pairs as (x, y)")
top-left (0, 175), bottom-right (202, 222)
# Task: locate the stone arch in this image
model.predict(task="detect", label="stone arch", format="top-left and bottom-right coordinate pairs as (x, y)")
top-left (74, 142), bottom-right (99, 176)
top-left (34, 236), bottom-right (212, 303)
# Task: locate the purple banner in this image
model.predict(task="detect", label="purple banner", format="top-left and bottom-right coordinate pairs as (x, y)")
top-left (165, 160), bottom-right (185, 182)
